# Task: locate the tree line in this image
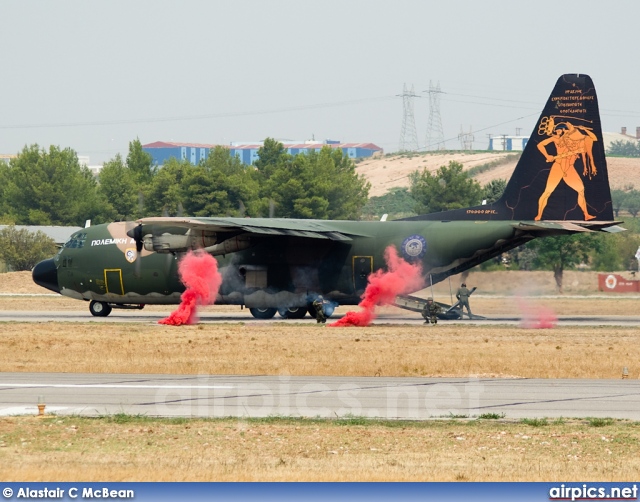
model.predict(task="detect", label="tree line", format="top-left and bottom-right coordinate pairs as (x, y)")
top-left (0, 138), bottom-right (370, 226)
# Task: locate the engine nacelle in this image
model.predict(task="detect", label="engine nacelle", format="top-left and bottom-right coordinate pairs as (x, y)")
top-left (143, 231), bottom-right (217, 253)
top-left (204, 235), bottom-right (252, 256)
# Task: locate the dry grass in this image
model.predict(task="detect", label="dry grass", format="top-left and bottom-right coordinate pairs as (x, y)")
top-left (2, 270), bottom-right (640, 481)
top-left (2, 416), bottom-right (639, 481)
top-left (1, 319), bottom-right (639, 379)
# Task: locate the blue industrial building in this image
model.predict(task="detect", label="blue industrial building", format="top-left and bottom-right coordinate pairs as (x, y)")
top-left (142, 140), bottom-right (383, 167)
top-left (488, 135), bottom-right (529, 151)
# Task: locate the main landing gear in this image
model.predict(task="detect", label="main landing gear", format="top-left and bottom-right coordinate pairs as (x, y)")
top-left (248, 303), bottom-right (335, 320)
top-left (247, 306), bottom-right (308, 319)
top-left (88, 301), bottom-right (145, 317)
top-left (89, 300), bottom-right (112, 317)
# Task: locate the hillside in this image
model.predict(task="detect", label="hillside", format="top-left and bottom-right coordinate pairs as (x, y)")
top-left (356, 151), bottom-right (640, 197)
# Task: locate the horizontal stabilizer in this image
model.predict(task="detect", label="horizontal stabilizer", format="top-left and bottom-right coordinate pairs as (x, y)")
top-left (513, 219), bottom-right (624, 235)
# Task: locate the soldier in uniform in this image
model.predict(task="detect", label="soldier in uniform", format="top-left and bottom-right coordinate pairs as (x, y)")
top-left (312, 295), bottom-right (326, 324)
top-left (421, 297), bottom-right (441, 325)
top-left (456, 283), bottom-right (473, 319)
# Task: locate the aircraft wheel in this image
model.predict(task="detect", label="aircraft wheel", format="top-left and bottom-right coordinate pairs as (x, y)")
top-left (249, 307), bottom-right (277, 319)
top-left (89, 300), bottom-right (112, 317)
top-left (278, 306), bottom-right (308, 319)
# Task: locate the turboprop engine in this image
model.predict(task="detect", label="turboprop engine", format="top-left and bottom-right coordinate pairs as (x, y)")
top-left (143, 230), bottom-right (218, 253)
top-left (143, 230), bottom-right (252, 256)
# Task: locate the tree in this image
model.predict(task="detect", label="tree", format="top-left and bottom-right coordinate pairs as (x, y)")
top-left (409, 161), bottom-right (483, 214)
top-left (3, 144), bottom-right (107, 225)
top-left (98, 140), bottom-right (158, 219)
top-left (144, 157), bottom-right (192, 216)
top-left (98, 154), bottom-right (140, 220)
top-left (528, 234), bottom-right (601, 292)
top-left (361, 187), bottom-right (417, 220)
top-left (0, 160), bottom-right (8, 217)
top-left (126, 138), bottom-right (155, 184)
top-left (611, 189), bottom-right (628, 218)
top-left (262, 147), bottom-right (370, 219)
top-left (482, 178), bottom-right (507, 204)
top-left (183, 146), bottom-right (260, 216)
top-left (254, 138), bottom-right (289, 182)
top-left (607, 140), bottom-right (640, 157)
top-left (625, 191), bottom-right (640, 217)
top-left (0, 226), bottom-right (57, 271)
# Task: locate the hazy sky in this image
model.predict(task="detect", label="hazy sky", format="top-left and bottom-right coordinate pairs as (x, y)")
top-left (2, 0), bottom-right (640, 164)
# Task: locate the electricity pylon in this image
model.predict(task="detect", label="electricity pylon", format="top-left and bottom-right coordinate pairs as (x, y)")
top-left (398, 83), bottom-right (420, 152)
top-left (425, 81), bottom-right (445, 150)
top-left (458, 126), bottom-right (474, 150)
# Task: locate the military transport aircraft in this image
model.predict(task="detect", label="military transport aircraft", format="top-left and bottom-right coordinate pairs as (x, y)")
top-left (33, 74), bottom-right (623, 318)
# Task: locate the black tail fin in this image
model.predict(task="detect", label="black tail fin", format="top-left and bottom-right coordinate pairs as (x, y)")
top-left (499, 73), bottom-right (613, 222)
top-left (407, 74), bottom-right (615, 222)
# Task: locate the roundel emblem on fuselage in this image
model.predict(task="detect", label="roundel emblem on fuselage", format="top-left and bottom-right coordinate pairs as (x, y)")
top-left (125, 248), bottom-right (137, 264)
top-left (402, 234), bottom-right (427, 261)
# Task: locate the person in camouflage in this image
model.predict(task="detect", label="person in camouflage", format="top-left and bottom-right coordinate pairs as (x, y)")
top-left (313, 296), bottom-right (326, 324)
top-left (456, 283), bottom-right (473, 319)
top-left (422, 297), bottom-right (441, 325)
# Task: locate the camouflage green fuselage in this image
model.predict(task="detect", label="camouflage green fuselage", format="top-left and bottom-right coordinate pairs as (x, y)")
top-left (52, 219), bottom-right (520, 309)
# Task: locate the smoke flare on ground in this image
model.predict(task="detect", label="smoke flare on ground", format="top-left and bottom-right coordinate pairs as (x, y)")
top-left (516, 298), bottom-right (558, 329)
top-left (330, 246), bottom-right (425, 327)
top-left (159, 250), bottom-right (223, 326)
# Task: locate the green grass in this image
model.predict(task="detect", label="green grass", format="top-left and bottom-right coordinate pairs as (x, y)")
top-left (586, 417), bottom-right (616, 427)
top-left (477, 412), bottom-right (505, 420)
top-left (519, 418), bottom-right (549, 427)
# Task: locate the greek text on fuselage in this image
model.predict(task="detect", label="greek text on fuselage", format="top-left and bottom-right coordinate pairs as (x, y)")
top-left (91, 238), bottom-right (135, 246)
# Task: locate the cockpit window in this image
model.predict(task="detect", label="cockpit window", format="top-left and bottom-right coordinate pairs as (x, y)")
top-left (64, 232), bottom-right (87, 249)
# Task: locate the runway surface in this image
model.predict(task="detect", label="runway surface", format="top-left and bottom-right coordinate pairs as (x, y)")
top-left (1, 309), bottom-right (640, 326)
top-left (2, 308), bottom-right (639, 421)
top-left (1, 372), bottom-right (639, 420)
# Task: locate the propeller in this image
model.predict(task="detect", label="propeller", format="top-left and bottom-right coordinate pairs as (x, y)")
top-left (128, 201), bottom-right (185, 278)
top-left (133, 224), bottom-right (143, 253)
top-left (129, 223), bottom-right (144, 278)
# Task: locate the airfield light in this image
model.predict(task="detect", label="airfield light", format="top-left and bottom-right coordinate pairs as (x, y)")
top-left (37, 395), bottom-right (46, 416)
top-left (622, 367), bottom-right (629, 379)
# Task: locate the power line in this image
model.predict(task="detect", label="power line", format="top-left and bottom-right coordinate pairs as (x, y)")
top-left (0, 95), bottom-right (397, 130)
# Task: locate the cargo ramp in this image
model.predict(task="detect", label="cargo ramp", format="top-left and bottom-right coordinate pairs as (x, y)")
top-left (393, 287), bottom-right (484, 320)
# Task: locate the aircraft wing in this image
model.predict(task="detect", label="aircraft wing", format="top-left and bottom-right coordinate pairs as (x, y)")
top-left (512, 220), bottom-right (625, 235)
top-left (135, 216), bottom-right (370, 242)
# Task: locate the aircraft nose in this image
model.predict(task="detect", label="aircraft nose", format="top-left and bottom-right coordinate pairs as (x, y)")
top-left (32, 258), bottom-right (60, 293)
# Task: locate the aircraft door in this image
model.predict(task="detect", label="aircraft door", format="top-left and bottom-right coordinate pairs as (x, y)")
top-left (352, 256), bottom-right (373, 294)
top-left (104, 269), bottom-right (124, 296)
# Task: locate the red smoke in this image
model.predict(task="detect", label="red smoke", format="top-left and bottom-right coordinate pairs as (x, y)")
top-left (330, 245), bottom-right (425, 327)
top-left (159, 250), bottom-right (222, 326)
top-left (516, 298), bottom-right (558, 329)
